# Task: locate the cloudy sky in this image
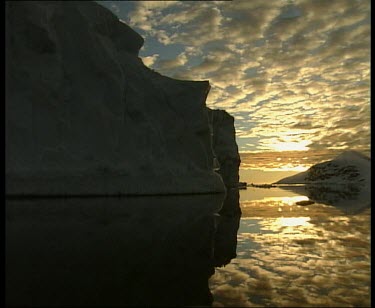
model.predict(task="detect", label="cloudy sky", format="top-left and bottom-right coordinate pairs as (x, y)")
top-left (97, 0), bottom-right (370, 180)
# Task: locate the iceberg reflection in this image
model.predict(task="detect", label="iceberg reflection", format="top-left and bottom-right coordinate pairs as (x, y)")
top-left (6, 191), bottom-right (241, 307)
top-left (277, 183), bottom-right (370, 214)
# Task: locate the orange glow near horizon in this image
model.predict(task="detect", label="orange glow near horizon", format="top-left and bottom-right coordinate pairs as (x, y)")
top-left (265, 164), bottom-right (309, 172)
top-left (238, 149), bottom-right (345, 177)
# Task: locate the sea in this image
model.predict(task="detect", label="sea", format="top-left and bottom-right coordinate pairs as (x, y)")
top-left (6, 185), bottom-right (371, 307)
top-left (210, 186), bottom-right (371, 307)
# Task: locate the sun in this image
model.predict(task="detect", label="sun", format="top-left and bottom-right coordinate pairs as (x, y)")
top-left (269, 140), bottom-right (311, 152)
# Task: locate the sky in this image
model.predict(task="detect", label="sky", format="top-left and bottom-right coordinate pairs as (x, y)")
top-left (97, 0), bottom-right (371, 182)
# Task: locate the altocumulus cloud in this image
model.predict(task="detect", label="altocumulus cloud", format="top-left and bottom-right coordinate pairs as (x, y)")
top-left (98, 0), bottom-right (370, 157)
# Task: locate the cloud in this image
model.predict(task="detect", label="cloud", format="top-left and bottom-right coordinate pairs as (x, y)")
top-left (103, 0), bottom-right (370, 157)
top-left (109, 3), bottom-right (120, 14)
top-left (141, 54), bottom-right (159, 67)
top-left (127, 1), bottom-right (183, 34)
top-left (155, 52), bottom-right (188, 71)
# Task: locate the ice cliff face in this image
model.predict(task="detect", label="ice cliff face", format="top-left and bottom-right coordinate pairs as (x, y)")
top-left (208, 109), bottom-right (241, 188)
top-left (5, 1), bottom-right (231, 195)
top-left (275, 151), bottom-right (371, 187)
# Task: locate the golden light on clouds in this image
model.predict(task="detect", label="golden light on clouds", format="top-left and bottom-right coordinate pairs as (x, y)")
top-left (239, 149), bottom-right (335, 172)
top-left (267, 139), bottom-right (312, 152)
top-left (99, 0), bottom-right (370, 174)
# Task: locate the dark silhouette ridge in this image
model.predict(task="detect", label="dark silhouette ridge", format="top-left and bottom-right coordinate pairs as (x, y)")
top-left (5, 1), bottom-right (243, 195)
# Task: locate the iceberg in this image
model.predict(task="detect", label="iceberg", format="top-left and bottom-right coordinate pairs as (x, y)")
top-left (208, 109), bottom-right (241, 188)
top-left (4, 1), bottom-right (242, 195)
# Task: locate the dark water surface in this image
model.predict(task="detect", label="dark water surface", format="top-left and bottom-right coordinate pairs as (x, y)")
top-left (6, 193), bottom-right (238, 307)
top-left (6, 186), bottom-right (370, 307)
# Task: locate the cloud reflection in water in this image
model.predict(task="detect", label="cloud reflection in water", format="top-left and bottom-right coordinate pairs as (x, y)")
top-left (209, 189), bottom-right (371, 307)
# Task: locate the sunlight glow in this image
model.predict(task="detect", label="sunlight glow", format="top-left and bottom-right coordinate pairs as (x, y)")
top-left (240, 163), bottom-right (310, 172)
top-left (276, 217), bottom-right (311, 227)
top-left (269, 140), bottom-right (312, 152)
top-left (263, 196), bottom-right (309, 205)
top-left (280, 196), bottom-right (309, 205)
top-left (270, 164), bottom-right (309, 172)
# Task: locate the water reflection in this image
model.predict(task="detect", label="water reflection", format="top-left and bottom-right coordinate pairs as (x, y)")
top-left (6, 192), bottom-right (241, 307)
top-left (209, 189), bottom-right (371, 307)
top-left (276, 216), bottom-right (311, 227)
top-left (214, 189), bottom-right (241, 268)
top-left (277, 184), bottom-right (371, 214)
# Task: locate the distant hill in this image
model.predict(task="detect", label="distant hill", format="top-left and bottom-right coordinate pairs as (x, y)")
top-left (275, 150), bottom-right (371, 186)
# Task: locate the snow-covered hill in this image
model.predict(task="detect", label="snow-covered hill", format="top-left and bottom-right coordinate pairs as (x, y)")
top-left (275, 151), bottom-right (371, 186)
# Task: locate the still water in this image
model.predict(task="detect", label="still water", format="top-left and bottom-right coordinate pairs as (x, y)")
top-left (6, 186), bottom-right (370, 307)
top-left (211, 187), bottom-right (371, 307)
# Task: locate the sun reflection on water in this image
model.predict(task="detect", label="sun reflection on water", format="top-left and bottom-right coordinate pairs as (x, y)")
top-left (263, 195), bottom-right (309, 205)
top-left (210, 190), bottom-right (371, 307)
top-left (276, 216), bottom-right (311, 227)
